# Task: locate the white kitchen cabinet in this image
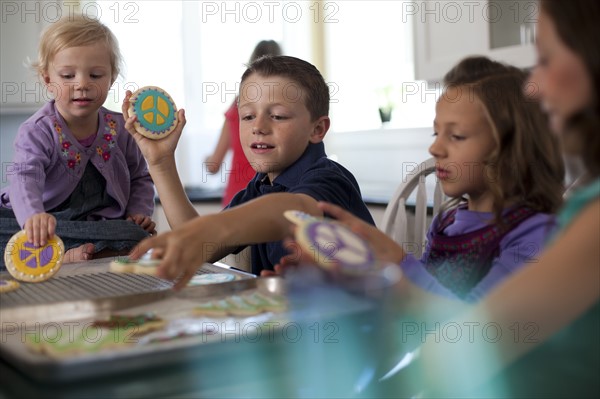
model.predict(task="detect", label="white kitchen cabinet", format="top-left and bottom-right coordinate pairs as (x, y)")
top-left (413, 0), bottom-right (538, 82)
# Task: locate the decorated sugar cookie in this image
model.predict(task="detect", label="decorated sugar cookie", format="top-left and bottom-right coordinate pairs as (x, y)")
top-left (109, 256), bottom-right (160, 275)
top-left (192, 292), bottom-right (287, 318)
top-left (187, 273), bottom-right (235, 286)
top-left (26, 327), bottom-right (133, 358)
top-left (92, 313), bottom-right (166, 334)
top-left (26, 313), bottom-right (166, 358)
top-left (226, 295), bottom-right (262, 316)
top-left (192, 299), bottom-right (231, 317)
top-left (109, 257), bottom-right (135, 273)
top-left (4, 230), bottom-right (64, 282)
top-left (283, 210), bottom-right (319, 225)
top-left (129, 86), bottom-right (178, 140)
top-left (244, 292), bottom-right (287, 313)
top-left (286, 209), bottom-right (376, 275)
top-left (134, 258), bottom-right (160, 276)
top-left (193, 292), bottom-right (287, 317)
top-left (0, 279), bottom-right (20, 293)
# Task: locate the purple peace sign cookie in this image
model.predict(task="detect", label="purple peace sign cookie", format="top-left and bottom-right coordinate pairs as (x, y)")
top-left (284, 210), bottom-right (319, 226)
top-left (296, 220), bottom-right (376, 275)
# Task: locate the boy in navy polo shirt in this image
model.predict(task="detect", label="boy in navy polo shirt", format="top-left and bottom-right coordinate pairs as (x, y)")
top-left (123, 55), bottom-right (374, 286)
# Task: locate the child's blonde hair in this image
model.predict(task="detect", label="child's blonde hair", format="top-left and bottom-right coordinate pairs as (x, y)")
top-left (442, 57), bottom-right (565, 223)
top-left (33, 14), bottom-right (121, 83)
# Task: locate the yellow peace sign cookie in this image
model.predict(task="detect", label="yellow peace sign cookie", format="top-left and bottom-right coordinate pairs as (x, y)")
top-left (129, 86), bottom-right (178, 140)
top-left (4, 230), bottom-right (64, 282)
top-left (0, 279), bottom-right (20, 293)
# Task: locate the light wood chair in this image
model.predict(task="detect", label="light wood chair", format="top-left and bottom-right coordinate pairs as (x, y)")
top-left (380, 158), bottom-right (444, 259)
top-left (220, 246), bottom-right (253, 273)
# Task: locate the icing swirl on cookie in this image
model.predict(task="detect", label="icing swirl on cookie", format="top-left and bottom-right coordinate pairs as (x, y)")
top-left (91, 313), bottom-right (163, 329)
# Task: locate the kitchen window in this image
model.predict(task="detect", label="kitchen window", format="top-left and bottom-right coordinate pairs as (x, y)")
top-left (96, 0), bottom-right (435, 187)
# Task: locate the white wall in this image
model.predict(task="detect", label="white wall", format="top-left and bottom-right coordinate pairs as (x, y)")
top-left (324, 127), bottom-right (433, 203)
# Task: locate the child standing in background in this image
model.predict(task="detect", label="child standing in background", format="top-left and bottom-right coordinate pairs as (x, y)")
top-left (205, 40), bottom-right (282, 207)
top-left (0, 15), bottom-right (155, 269)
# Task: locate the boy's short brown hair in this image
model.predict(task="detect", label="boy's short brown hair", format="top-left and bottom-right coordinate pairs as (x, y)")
top-left (240, 55), bottom-right (329, 121)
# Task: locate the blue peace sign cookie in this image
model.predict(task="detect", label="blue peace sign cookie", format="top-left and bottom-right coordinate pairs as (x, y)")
top-left (129, 86), bottom-right (178, 140)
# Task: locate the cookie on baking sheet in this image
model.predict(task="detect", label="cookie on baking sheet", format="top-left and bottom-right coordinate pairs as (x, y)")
top-left (192, 294), bottom-right (286, 318)
top-left (0, 279), bottom-right (20, 293)
top-left (133, 258), bottom-right (160, 276)
top-left (25, 327), bottom-right (133, 358)
top-left (187, 273), bottom-right (235, 286)
top-left (128, 86), bottom-right (178, 140)
top-left (192, 299), bottom-right (231, 318)
top-left (243, 292), bottom-right (287, 313)
top-left (109, 257), bottom-right (135, 273)
top-left (226, 295), bottom-right (262, 317)
top-left (92, 313), bottom-right (167, 335)
top-left (109, 256), bottom-right (160, 275)
top-left (26, 314), bottom-right (166, 358)
top-left (294, 219), bottom-right (376, 276)
top-left (4, 230), bottom-right (64, 282)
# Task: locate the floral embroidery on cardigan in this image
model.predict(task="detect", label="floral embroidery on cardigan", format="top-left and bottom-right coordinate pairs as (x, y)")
top-left (96, 113), bottom-right (117, 162)
top-left (53, 112), bottom-right (118, 170)
top-left (54, 119), bottom-right (81, 170)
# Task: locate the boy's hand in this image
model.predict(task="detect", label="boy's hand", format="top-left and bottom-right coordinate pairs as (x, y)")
top-left (318, 202), bottom-right (406, 265)
top-left (268, 238), bottom-right (311, 276)
top-left (127, 214), bottom-right (157, 235)
top-left (121, 90), bottom-right (187, 168)
top-left (128, 216), bottom-right (228, 290)
top-left (24, 212), bottom-right (57, 247)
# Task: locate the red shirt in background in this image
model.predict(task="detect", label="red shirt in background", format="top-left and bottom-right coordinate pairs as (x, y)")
top-left (222, 100), bottom-right (254, 206)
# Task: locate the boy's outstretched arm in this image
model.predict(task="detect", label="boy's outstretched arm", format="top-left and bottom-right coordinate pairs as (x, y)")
top-left (121, 91), bottom-right (197, 228)
top-left (131, 192), bottom-right (321, 289)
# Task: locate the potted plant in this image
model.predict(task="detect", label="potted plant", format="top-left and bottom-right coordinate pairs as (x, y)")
top-left (376, 85), bottom-right (396, 124)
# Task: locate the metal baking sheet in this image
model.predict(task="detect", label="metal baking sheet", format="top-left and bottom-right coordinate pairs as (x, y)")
top-left (0, 274), bottom-right (285, 382)
top-left (0, 261), bottom-right (255, 325)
